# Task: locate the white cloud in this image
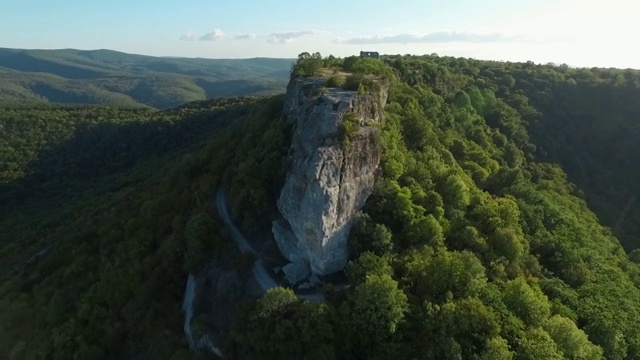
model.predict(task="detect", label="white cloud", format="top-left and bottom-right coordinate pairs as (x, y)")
top-left (199, 29), bottom-right (225, 41)
top-left (235, 33), bottom-right (257, 40)
top-left (268, 30), bottom-right (325, 44)
top-left (334, 31), bottom-right (528, 45)
top-left (179, 31), bottom-right (196, 41)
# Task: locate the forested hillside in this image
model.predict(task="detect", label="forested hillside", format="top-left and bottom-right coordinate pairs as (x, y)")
top-left (0, 95), bottom-right (289, 359)
top-left (0, 48), bottom-right (292, 108)
top-left (2, 53), bottom-right (640, 359)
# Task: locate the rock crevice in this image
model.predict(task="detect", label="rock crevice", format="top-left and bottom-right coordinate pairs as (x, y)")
top-left (273, 76), bottom-right (388, 282)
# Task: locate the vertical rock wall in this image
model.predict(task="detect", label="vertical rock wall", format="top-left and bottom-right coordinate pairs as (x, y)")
top-left (272, 76), bottom-right (388, 283)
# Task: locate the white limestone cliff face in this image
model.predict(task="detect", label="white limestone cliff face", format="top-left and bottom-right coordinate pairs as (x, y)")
top-left (273, 76), bottom-right (388, 283)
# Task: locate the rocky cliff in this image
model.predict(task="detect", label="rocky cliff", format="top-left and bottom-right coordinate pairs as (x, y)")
top-left (272, 76), bottom-right (388, 284)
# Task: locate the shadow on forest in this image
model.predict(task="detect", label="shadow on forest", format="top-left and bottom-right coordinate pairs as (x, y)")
top-left (0, 99), bottom-right (253, 213)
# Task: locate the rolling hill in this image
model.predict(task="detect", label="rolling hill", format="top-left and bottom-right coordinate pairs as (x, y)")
top-left (0, 48), bottom-right (293, 108)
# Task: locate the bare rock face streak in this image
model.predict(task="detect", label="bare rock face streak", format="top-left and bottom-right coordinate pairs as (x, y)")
top-left (273, 77), bottom-right (388, 283)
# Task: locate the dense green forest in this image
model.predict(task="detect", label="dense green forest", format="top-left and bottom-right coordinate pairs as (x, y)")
top-left (3, 52), bottom-right (640, 359)
top-left (0, 48), bottom-right (292, 108)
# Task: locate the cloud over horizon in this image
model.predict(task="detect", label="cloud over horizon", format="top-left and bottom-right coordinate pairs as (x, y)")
top-left (334, 31), bottom-right (528, 45)
top-left (235, 33), bottom-right (257, 40)
top-left (268, 30), bottom-right (325, 44)
top-left (179, 31), bottom-right (196, 41)
top-left (179, 29), bottom-right (324, 44)
top-left (199, 29), bottom-right (225, 41)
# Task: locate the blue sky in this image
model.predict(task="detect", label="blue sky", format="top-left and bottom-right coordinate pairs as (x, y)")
top-left (2, 0), bottom-right (639, 68)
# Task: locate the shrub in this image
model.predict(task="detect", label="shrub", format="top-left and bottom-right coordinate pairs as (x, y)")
top-left (338, 112), bottom-right (360, 145)
top-left (344, 74), bottom-right (365, 91)
top-left (325, 75), bottom-right (346, 88)
top-left (343, 74), bottom-right (381, 93)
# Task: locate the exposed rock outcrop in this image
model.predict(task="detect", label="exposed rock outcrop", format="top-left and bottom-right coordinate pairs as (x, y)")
top-left (273, 76), bottom-right (388, 281)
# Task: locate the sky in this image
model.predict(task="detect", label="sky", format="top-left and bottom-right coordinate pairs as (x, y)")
top-left (2, 0), bottom-right (639, 68)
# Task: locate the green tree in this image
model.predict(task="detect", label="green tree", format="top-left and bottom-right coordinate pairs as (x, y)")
top-left (402, 214), bottom-right (444, 248)
top-left (226, 287), bottom-right (335, 360)
top-left (515, 327), bottom-right (564, 360)
top-left (404, 248), bottom-right (487, 301)
top-left (292, 52), bottom-right (323, 77)
top-left (482, 337), bottom-right (514, 360)
top-left (502, 279), bottom-right (551, 327)
top-left (543, 315), bottom-right (604, 360)
top-left (348, 215), bottom-right (393, 256)
top-left (341, 274), bottom-right (408, 359)
top-left (183, 212), bottom-right (217, 272)
top-left (346, 251), bottom-right (393, 284)
top-left (439, 173), bottom-right (471, 210)
top-left (447, 298), bottom-right (501, 357)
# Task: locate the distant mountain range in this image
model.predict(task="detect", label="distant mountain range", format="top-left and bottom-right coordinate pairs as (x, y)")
top-left (0, 48), bottom-right (294, 108)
